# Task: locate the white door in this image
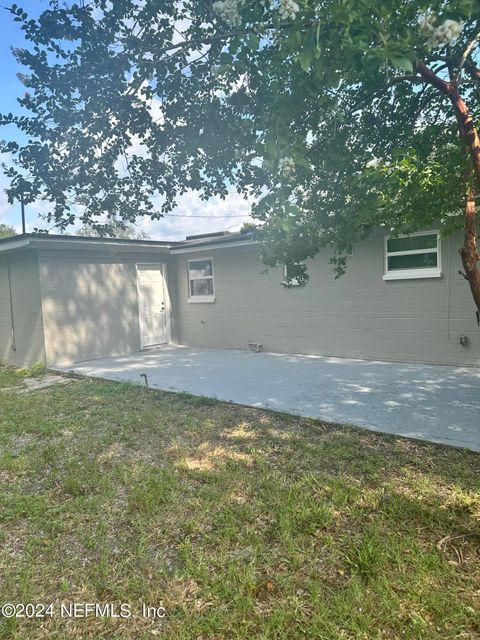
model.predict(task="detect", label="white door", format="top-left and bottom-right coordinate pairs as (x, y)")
top-left (137, 265), bottom-right (168, 348)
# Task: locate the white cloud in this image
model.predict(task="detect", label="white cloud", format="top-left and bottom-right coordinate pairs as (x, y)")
top-left (148, 96), bottom-right (164, 123)
top-left (138, 190), bottom-right (254, 240)
top-left (0, 166), bottom-right (254, 239)
top-left (171, 18), bottom-right (193, 45)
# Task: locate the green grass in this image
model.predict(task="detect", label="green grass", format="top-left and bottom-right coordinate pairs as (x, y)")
top-left (0, 366), bottom-right (478, 639)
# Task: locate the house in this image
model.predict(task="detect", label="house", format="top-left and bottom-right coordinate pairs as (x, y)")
top-left (0, 229), bottom-right (478, 368)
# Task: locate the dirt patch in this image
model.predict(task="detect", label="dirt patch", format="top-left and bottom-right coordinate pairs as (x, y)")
top-left (4, 375), bottom-right (73, 394)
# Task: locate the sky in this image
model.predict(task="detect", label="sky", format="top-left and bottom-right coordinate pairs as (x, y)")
top-left (0, 1), bottom-right (253, 240)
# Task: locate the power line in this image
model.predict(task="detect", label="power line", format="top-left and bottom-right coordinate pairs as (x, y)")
top-left (225, 220), bottom-right (249, 231)
top-left (163, 213), bottom-right (248, 218)
top-left (0, 196), bottom-right (249, 231)
top-left (0, 201), bottom-right (18, 222)
top-left (59, 198), bottom-right (249, 219)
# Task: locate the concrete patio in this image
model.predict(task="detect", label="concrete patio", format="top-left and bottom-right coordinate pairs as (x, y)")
top-left (54, 345), bottom-right (480, 452)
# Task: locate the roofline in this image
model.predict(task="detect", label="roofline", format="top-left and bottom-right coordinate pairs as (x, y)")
top-left (185, 231), bottom-right (231, 241)
top-left (0, 233), bottom-right (177, 248)
top-left (0, 232), bottom-right (258, 256)
top-left (0, 234), bottom-right (180, 256)
top-left (0, 237), bottom-right (31, 253)
top-left (171, 239), bottom-right (259, 254)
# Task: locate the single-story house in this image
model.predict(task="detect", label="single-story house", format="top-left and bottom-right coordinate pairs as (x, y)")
top-left (0, 229), bottom-right (478, 368)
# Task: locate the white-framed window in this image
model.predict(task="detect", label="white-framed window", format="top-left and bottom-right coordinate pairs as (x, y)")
top-left (383, 231), bottom-right (442, 280)
top-left (187, 258), bottom-right (215, 302)
top-left (282, 264), bottom-right (303, 287)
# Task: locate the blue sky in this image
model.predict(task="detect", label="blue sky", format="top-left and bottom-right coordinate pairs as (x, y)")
top-left (0, 1), bottom-right (251, 238)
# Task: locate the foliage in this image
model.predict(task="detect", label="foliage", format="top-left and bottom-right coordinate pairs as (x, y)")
top-left (76, 219), bottom-right (149, 239)
top-left (239, 221), bottom-right (257, 234)
top-left (0, 223), bottom-right (16, 239)
top-left (17, 361), bottom-right (46, 377)
top-left (1, 1), bottom-right (480, 294)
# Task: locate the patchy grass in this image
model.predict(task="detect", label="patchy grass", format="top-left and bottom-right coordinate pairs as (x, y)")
top-left (0, 366), bottom-right (478, 640)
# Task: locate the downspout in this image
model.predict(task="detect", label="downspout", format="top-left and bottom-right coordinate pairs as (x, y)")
top-left (6, 256), bottom-right (16, 352)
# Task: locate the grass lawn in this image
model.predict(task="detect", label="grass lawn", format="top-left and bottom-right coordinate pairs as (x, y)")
top-left (0, 366), bottom-right (479, 639)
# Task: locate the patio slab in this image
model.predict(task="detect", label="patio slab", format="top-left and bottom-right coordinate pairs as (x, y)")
top-left (54, 345), bottom-right (480, 452)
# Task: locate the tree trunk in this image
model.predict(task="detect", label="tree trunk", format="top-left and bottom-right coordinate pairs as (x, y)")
top-left (460, 185), bottom-right (480, 317)
top-left (416, 61), bottom-right (480, 316)
top-left (450, 92), bottom-right (480, 317)
top-left (450, 92), bottom-right (480, 185)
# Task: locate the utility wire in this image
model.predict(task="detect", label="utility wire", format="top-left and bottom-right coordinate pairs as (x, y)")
top-left (0, 201), bottom-right (18, 221)
top-left (50, 199), bottom-right (249, 220)
top-left (162, 213), bottom-right (247, 218)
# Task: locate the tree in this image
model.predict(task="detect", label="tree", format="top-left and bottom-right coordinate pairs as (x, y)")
top-left (0, 223), bottom-right (16, 239)
top-left (1, 1), bottom-right (480, 314)
top-left (76, 220), bottom-right (149, 239)
top-left (240, 222), bottom-right (257, 234)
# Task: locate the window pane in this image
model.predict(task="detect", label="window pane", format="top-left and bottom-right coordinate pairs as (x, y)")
top-left (190, 278), bottom-right (214, 296)
top-left (387, 234), bottom-right (437, 253)
top-left (189, 260), bottom-right (213, 278)
top-left (388, 253), bottom-right (438, 271)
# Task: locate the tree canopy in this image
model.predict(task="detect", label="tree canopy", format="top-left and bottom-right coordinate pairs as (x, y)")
top-left (1, 0), bottom-right (480, 310)
top-left (76, 219), bottom-right (149, 239)
top-left (0, 223), bottom-right (16, 239)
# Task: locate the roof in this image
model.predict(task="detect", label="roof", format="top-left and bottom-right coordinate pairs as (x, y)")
top-left (0, 231), bottom-right (257, 256)
top-left (0, 233), bottom-right (175, 248)
top-left (0, 233), bottom-right (177, 257)
top-left (185, 230), bottom-right (231, 241)
top-left (172, 230), bottom-right (255, 252)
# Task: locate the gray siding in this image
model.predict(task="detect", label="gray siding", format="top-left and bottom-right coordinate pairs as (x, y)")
top-left (174, 233), bottom-right (480, 367)
top-left (38, 250), bottom-right (176, 366)
top-left (0, 251), bottom-right (46, 367)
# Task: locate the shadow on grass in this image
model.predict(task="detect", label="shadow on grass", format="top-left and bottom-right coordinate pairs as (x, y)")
top-left (0, 375), bottom-right (479, 640)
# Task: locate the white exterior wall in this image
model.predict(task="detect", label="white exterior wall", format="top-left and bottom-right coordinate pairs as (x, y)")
top-left (38, 249), bottom-right (177, 366)
top-left (173, 233), bottom-right (480, 367)
top-left (0, 251), bottom-right (46, 367)
top-left (1, 231), bottom-right (478, 369)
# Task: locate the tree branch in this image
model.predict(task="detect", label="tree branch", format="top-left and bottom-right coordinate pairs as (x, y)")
top-left (388, 74), bottom-right (423, 86)
top-left (416, 60), bottom-right (453, 96)
top-left (437, 55), bottom-right (480, 84)
top-left (459, 31), bottom-right (480, 73)
top-left (141, 30), bottom-right (244, 64)
top-left (125, 30), bottom-right (245, 98)
top-left (464, 59), bottom-right (480, 84)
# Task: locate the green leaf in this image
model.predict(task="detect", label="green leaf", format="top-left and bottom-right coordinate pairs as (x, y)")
top-left (219, 52), bottom-right (232, 65)
top-left (299, 48), bottom-right (313, 72)
top-left (245, 33), bottom-right (260, 51)
top-left (389, 54), bottom-right (413, 73)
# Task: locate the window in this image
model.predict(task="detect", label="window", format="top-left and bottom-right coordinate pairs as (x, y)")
top-left (384, 232), bottom-right (441, 280)
top-left (187, 258), bottom-right (215, 302)
top-left (282, 264), bottom-right (303, 287)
